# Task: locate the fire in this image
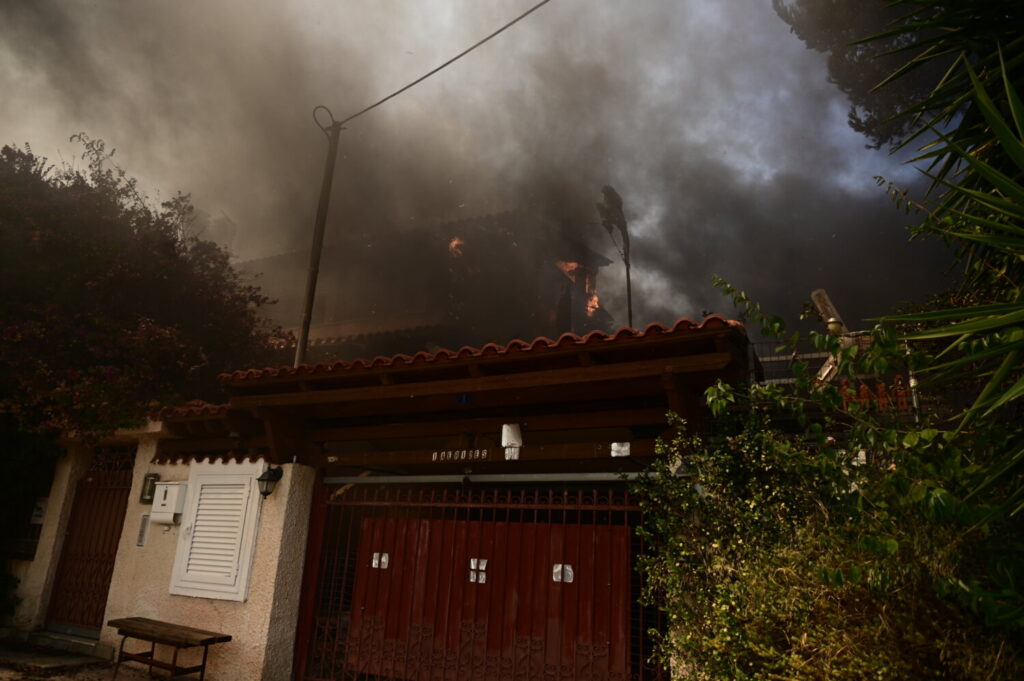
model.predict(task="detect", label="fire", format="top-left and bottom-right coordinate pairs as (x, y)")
top-left (448, 237), bottom-right (464, 257)
top-left (585, 273), bottom-right (600, 317)
top-left (555, 260), bottom-right (581, 282)
top-left (557, 260), bottom-right (602, 317)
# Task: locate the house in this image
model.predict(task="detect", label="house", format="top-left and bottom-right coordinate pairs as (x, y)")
top-left (5, 315), bottom-right (748, 681)
top-left (237, 210), bottom-right (616, 363)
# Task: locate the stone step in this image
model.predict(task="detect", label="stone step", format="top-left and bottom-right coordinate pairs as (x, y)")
top-left (27, 630), bottom-right (106, 655)
top-left (0, 641), bottom-right (106, 673)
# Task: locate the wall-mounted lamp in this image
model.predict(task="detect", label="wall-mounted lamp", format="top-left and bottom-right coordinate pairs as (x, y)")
top-left (501, 423), bottom-right (522, 461)
top-left (257, 465), bottom-right (284, 498)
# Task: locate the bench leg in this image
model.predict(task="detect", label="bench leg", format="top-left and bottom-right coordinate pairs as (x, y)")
top-left (111, 636), bottom-right (127, 681)
top-left (171, 645), bottom-right (179, 678)
top-left (199, 645), bottom-right (210, 681)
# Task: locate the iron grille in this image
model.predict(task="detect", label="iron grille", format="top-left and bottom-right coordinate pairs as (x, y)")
top-left (302, 484), bottom-right (664, 681)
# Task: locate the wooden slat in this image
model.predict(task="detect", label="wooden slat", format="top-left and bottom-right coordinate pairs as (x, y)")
top-left (230, 352), bottom-right (733, 410)
top-left (107, 617), bottom-right (231, 646)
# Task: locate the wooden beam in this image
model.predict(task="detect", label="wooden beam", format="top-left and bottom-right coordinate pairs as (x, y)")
top-left (260, 411), bottom-right (307, 464)
top-left (225, 326), bottom-right (741, 390)
top-left (224, 410), bottom-right (263, 437)
top-left (306, 378), bottom-right (666, 420)
top-left (159, 437), bottom-right (268, 454)
top-left (310, 408), bottom-right (668, 442)
top-left (230, 352), bottom-right (733, 410)
top-left (317, 440), bottom-right (657, 468)
top-left (662, 372), bottom-right (685, 413)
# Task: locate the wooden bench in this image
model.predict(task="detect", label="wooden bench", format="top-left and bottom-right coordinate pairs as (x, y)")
top-left (107, 617), bottom-right (231, 681)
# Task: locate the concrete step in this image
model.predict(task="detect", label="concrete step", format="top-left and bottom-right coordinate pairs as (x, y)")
top-left (0, 642), bottom-right (106, 673)
top-left (27, 630), bottom-right (113, 659)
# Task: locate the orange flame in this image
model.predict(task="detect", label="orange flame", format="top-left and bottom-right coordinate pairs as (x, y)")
top-left (585, 273), bottom-right (600, 317)
top-left (448, 237), bottom-right (464, 257)
top-left (555, 260), bottom-right (581, 282)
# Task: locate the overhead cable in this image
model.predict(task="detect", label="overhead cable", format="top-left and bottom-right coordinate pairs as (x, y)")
top-left (338, 0), bottom-right (555, 126)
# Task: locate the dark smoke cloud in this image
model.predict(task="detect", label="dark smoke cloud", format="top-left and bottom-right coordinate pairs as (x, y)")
top-left (1, 0), bottom-right (953, 336)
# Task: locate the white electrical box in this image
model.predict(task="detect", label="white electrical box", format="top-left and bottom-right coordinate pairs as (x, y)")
top-left (151, 482), bottom-right (187, 525)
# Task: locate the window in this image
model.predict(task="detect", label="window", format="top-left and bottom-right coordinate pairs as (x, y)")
top-left (169, 460), bottom-right (265, 601)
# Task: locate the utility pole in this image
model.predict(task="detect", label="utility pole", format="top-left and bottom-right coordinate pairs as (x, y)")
top-left (291, 2), bottom-right (554, 365)
top-left (294, 107), bottom-right (343, 367)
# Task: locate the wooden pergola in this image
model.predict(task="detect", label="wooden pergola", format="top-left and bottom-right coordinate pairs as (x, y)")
top-left (158, 316), bottom-right (747, 476)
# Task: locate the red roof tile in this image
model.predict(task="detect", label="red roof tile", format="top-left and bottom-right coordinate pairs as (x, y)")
top-left (220, 315), bottom-right (745, 384)
top-left (159, 400), bottom-right (230, 420)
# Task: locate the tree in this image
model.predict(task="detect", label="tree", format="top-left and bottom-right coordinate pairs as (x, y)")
top-left (636, 3), bottom-right (1024, 676)
top-left (0, 136), bottom-right (290, 438)
top-left (773, 0), bottom-right (1024, 150)
top-left (637, 285), bottom-right (1023, 679)
top-left (0, 136), bottom-right (290, 609)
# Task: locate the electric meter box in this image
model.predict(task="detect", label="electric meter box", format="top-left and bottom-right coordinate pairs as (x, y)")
top-left (151, 482), bottom-right (187, 525)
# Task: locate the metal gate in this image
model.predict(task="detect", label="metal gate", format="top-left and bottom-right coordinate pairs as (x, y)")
top-left (299, 485), bottom-right (663, 681)
top-left (47, 447), bottom-right (134, 636)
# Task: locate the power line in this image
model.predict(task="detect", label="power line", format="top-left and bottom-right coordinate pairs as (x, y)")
top-left (298, 1), bottom-right (554, 366)
top-left (337, 0), bottom-right (555, 126)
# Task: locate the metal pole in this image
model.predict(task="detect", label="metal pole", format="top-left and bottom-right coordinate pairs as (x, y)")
top-left (295, 116), bottom-right (343, 367)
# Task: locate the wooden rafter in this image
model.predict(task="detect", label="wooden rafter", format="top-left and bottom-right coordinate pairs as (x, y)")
top-left (230, 352), bottom-right (733, 410)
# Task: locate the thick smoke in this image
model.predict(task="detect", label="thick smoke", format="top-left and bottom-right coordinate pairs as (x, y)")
top-left (1, 0), bottom-right (952, 337)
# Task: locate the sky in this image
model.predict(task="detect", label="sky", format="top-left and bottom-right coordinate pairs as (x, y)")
top-left (0, 0), bottom-right (955, 335)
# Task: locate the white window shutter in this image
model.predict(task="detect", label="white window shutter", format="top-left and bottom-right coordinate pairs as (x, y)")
top-left (170, 461), bottom-right (264, 601)
top-left (182, 477), bottom-right (250, 586)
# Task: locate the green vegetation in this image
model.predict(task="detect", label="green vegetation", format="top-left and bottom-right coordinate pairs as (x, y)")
top-left (0, 136), bottom-right (289, 439)
top-left (637, 2), bottom-right (1023, 677)
top-left (0, 136), bottom-right (289, 611)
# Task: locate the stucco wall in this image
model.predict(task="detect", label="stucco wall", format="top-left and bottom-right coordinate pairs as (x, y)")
top-left (100, 442), bottom-right (315, 681)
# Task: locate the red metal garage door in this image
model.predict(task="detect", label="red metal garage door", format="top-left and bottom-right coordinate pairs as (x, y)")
top-left (298, 485), bottom-right (662, 681)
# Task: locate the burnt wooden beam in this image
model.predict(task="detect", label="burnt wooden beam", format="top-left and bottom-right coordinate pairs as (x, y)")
top-left (230, 352), bottom-right (734, 410)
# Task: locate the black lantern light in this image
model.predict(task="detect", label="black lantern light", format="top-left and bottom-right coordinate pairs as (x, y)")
top-left (257, 465), bottom-right (283, 498)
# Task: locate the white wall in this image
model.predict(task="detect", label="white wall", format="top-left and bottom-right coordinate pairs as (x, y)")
top-left (98, 439), bottom-right (315, 681)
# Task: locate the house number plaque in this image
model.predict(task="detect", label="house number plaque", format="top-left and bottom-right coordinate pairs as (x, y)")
top-left (431, 449), bottom-right (490, 462)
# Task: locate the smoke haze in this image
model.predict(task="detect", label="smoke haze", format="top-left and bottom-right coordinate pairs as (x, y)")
top-left (1, 0), bottom-right (953, 336)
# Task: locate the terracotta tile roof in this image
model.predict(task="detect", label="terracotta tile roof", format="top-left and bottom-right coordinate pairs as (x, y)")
top-left (159, 400), bottom-right (230, 420)
top-left (220, 315), bottom-right (745, 384)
